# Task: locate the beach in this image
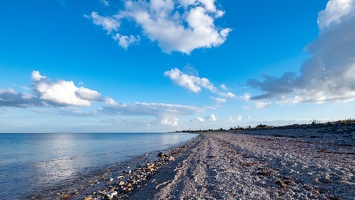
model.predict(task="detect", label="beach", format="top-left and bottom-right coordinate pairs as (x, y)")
top-left (39, 123), bottom-right (354, 200)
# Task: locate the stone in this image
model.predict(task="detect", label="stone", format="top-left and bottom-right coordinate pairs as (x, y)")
top-left (63, 193), bottom-right (69, 199)
top-left (276, 180), bottom-right (287, 188)
top-left (168, 156), bottom-right (175, 161)
top-left (157, 152), bottom-right (165, 158)
top-left (109, 186), bottom-right (115, 192)
top-left (84, 196), bottom-right (93, 200)
top-left (336, 129), bottom-right (344, 133)
top-left (119, 181), bottom-right (125, 186)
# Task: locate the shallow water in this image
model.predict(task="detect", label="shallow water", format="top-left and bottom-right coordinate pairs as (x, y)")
top-left (0, 132), bottom-right (197, 199)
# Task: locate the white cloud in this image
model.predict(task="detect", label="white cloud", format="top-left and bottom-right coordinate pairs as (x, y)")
top-left (88, 12), bottom-right (120, 34)
top-left (100, 0), bottom-right (110, 7)
top-left (209, 114), bottom-right (217, 121)
top-left (210, 96), bottom-right (226, 104)
top-left (318, 0), bottom-right (354, 29)
top-left (104, 97), bottom-right (118, 106)
top-left (164, 68), bottom-right (216, 93)
top-left (75, 87), bottom-right (102, 101)
top-left (89, 0), bottom-right (230, 54)
top-left (228, 115), bottom-right (242, 123)
top-left (220, 84), bottom-right (228, 90)
top-left (248, 0), bottom-right (355, 103)
top-left (228, 116), bottom-right (234, 123)
top-left (31, 71), bottom-right (45, 81)
top-left (1, 72), bottom-right (206, 128)
top-left (240, 93), bottom-right (250, 101)
top-left (101, 102), bottom-right (202, 126)
top-left (0, 89), bottom-right (32, 107)
top-left (196, 117), bottom-right (205, 122)
top-left (160, 116), bottom-right (179, 126)
top-left (112, 33), bottom-right (140, 49)
top-left (1, 71), bottom-right (105, 108)
top-left (219, 91), bottom-right (236, 98)
top-left (255, 102), bottom-right (271, 109)
top-left (32, 71), bottom-right (103, 106)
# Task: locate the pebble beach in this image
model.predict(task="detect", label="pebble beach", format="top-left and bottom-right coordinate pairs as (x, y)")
top-left (33, 122), bottom-right (355, 200)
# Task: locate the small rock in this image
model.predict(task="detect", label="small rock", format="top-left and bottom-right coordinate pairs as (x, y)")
top-left (63, 193), bottom-right (69, 199)
top-left (157, 152), bottom-right (165, 158)
top-left (336, 129), bottom-right (344, 133)
top-left (84, 196), bottom-right (93, 200)
top-left (168, 156), bottom-right (175, 161)
top-left (276, 180), bottom-right (287, 188)
top-left (119, 181), bottom-right (125, 186)
top-left (109, 186), bottom-right (115, 192)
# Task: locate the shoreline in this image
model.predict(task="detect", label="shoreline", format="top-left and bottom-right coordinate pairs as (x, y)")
top-left (29, 123), bottom-right (355, 199)
top-left (26, 135), bottom-right (200, 200)
top-left (129, 123), bottom-right (355, 199)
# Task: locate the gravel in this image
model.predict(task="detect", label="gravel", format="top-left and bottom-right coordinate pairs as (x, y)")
top-left (129, 128), bottom-right (355, 200)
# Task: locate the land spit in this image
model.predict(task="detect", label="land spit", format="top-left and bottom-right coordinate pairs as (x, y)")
top-left (33, 124), bottom-right (355, 200)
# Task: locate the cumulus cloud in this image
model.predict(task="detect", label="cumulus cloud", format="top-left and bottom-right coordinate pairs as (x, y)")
top-left (100, 102), bottom-right (202, 126)
top-left (165, 67), bottom-right (249, 104)
top-left (112, 33), bottom-right (140, 49)
top-left (164, 68), bottom-right (217, 93)
top-left (0, 71), bottom-right (104, 108)
top-left (318, 0), bottom-right (354, 29)
top-left (88, 0), bottom-right (231, 53)
top-left (0, 89), bottom-right (32, 107)
top-left (32, 71), bottom-right (103, 106)
top-left (75, 87), bottom-right (102, 101)
top-left (87, 12), bottom-right (120, 34)
top-left (227, 116), bottom-right (234, 123)
top-left (255, 101), bottom-right (271, 109)
top-left (1, 71), bottom-right (206, 127)
top-left (100, 0), bottom-right (110, 7)
top-left (219, 91), bottom-right (237, 98)
top-left (220, 84), bottom-right (228, 90)
top-left (104, 97), bottom-right (118, 106)
top-left (209, 114), bottom-right (217, 121)
top-left (196, 117), bottom-right (205, 122)
top-left (248, 0), bottom-right (355, 104)
top-left (210, 96), bottom-right (226, 104)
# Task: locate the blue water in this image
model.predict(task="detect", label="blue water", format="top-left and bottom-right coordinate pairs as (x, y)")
top-left (0, 132), bottom-right (197, 199)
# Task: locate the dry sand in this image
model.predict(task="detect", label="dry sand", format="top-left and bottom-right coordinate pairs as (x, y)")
top-left (127, 128), bottom-right (355, 200)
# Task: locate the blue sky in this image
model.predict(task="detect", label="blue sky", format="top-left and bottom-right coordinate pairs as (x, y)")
top-left (1, 0), bottom-right (355, 132)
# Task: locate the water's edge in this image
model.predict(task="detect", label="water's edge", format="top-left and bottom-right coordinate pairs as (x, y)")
top-left (24, 134), bottom-right (199, 200)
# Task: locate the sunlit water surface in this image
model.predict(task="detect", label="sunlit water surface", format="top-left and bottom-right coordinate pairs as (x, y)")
top-left (0, 132), bottom-right (197, 199)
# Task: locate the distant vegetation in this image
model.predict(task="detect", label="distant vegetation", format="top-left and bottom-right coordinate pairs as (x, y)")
top-left (176, 119), bottom-right (355, 133)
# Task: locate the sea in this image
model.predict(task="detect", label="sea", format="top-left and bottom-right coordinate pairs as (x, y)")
top-left (0, 132), bottom-right (197, 199)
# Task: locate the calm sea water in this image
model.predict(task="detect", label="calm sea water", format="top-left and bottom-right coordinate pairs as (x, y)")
top-left (0, 132), bottom-right (197, 199)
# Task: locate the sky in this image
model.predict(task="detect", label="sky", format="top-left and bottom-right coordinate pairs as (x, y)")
top-left (1, 0), bottom-right (355, 133)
